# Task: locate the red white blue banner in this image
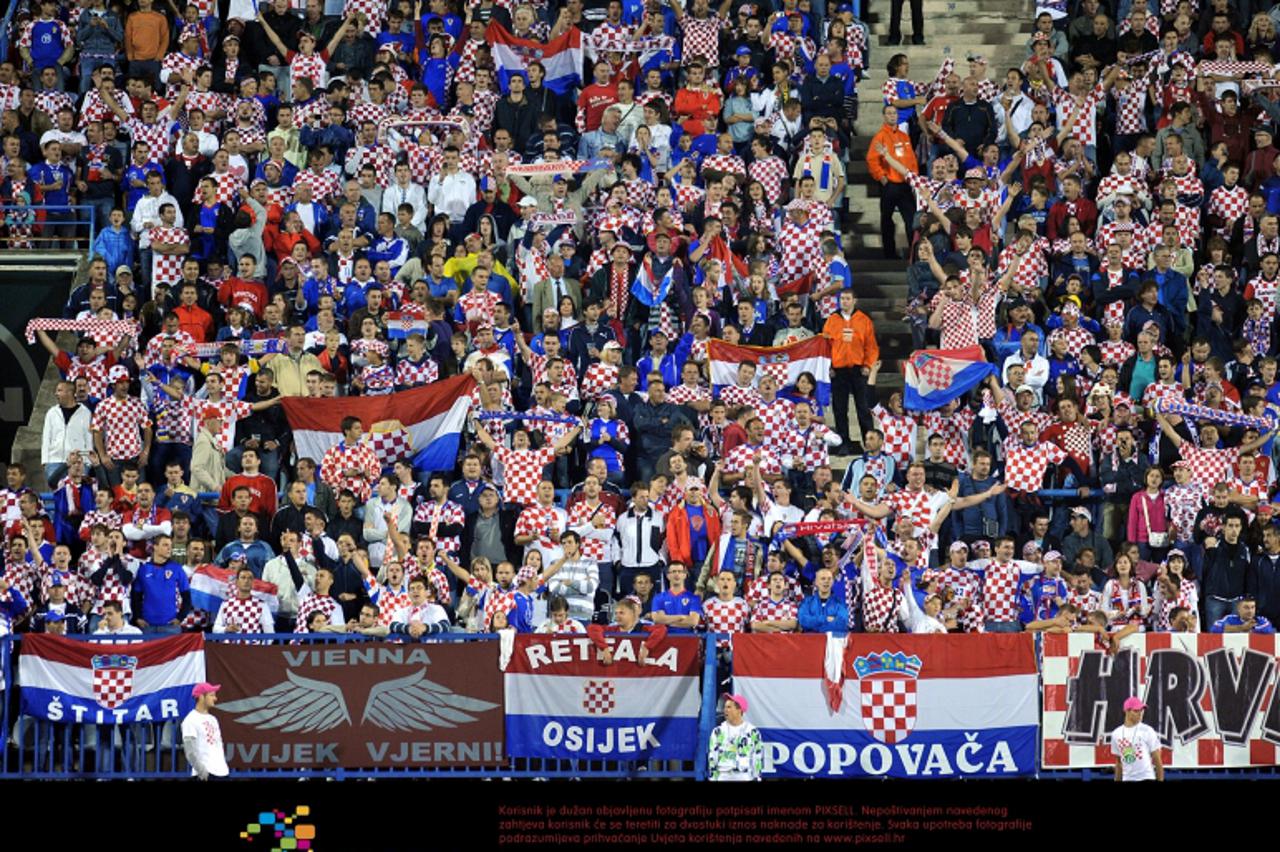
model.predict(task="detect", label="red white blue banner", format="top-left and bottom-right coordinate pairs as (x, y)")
top-left (19, 633), bottom-right (205, 725)
top-left (903, 346), bottom-right (996, 411)
top-left (1041, 632), bottom-right (1280, 769)
top-left (281, 373), bottom-right (476, 473)
top-left (189, 564), bottom-right (279, 615)
top-left (487, 22), bottom-right (584, 96)
top-left (504, 634), bottom-right (701, 760)
top-left (708, 337), bottom-right (832, 406)
top-left (734, 634), bottom-right (1038, 777)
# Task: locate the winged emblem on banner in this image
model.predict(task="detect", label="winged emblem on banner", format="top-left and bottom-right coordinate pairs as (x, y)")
top-left (909, 352), bottom-right (955, 396)
top-left (217, 669), bottom-right (498, 733)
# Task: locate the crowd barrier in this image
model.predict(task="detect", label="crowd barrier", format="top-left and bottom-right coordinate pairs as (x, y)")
top-left (4, 629), bottom-right (1279, 781)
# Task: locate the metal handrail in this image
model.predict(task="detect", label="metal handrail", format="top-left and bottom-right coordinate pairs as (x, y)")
top-left (0, 203), bottom-right (98, 252)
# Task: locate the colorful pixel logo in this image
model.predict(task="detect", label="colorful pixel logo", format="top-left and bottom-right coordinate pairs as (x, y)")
top-left (240, 807), bottom-right (316, 851)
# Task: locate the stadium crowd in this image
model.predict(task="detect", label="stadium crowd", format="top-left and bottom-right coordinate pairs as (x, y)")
top-left (0, 0), bottom-right (1278, 652)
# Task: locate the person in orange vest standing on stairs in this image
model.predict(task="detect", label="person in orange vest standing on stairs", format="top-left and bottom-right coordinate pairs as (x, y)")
top-left (822, 289), bottom-right (879, 456)
top-left (867, 104), bottom-right (919, 261)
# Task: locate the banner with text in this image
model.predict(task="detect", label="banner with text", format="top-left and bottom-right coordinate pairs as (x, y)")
top-left (504, 634), bottom-right (702, 760)
top-left (207, 641), bottom-right (504, 769)
top-left (1041, 632), bottom-right (1280, 769)
top-left (734, 633), bottom-right (1039, 777)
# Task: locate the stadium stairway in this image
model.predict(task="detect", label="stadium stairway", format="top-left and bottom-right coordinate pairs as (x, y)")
top-left (9, 253), bottom-right (89, 490)
top-left (825, 0), bottom-right (1029, 465)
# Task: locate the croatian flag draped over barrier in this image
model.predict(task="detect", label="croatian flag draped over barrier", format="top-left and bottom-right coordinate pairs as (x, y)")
top-left (281, 373), bottom-right (476, 473)
top-left (19, 634), bottom-right (205, 725)
top-left (733, 634), bottom-right (1038, 777)
top-left (1041, 632), bottom-right (1280, 769)
top-left (487, 22), bottom-right (584, 95)
top-left (504, 634), bottom-right (701, 760)
top-left (189, 564), bottom-right (280, 615)
top-left (708, 337), bottom-right (832, 406)
top-left (904, 346), bottom-right (996, 411)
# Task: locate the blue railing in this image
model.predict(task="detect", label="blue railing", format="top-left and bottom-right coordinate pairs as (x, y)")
top-left (0, 5), bottom-right (16, 64)
top-left (0, 631), bottom-right (715, 780)
top-left (0, 204), bottom-right (98, 252)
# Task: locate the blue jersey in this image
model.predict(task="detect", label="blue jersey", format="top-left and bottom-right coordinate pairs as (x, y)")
top-left (1210, 613), bottom-right (1275, 634)
top-left (651, 589), bottom-right (703, 634)
top-left (28, 19), bottom-right (68, 67)
top-left (134, 559), bottom-right (189, 625)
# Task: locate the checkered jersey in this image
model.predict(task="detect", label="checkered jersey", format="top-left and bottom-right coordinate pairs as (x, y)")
top-left (1152, 577), bottom-right (1197, 631)
top-left (148, 227), bottom-right (189, 286)
top-left (568, 500), bottom-right (616, 562)
top-left (755, 398), bottom-right (795, 454)
top-left (205, 170), bottom-right (241, 207)
top-left (1052, 84), bottom-right (1105, 148)
top-left (1246, 275), bottom-right (1280, 316)
top-left (998, 402), bottom-right (1054, 438)
top-left (929, 292), bottom-right (981, 351)
top-left (1179, 443), bottom-right (1239, 489)
top-left (1004, 441), bottom-right (1067, 493)
top-left (294, 168), bottom-right (341, 203)
top-left (3, 559), bottom-right (36, 610)
top-left (319, 440), bottom-right (381, 502)
top-left (576, 362), bottom-right (616, 403)
top-left (777, 218), bottom-right (824, 285)
top-left (974, 559), bottom-right (1034, 623)
top-left (401, 555), bottom-right (453, 606)
top-left (365, 576), bottom-right (411, 626)
top-left (184, 395), bottom-right (251, 452)
top-left (1047, 324), bottom-right (1096, 359)
top-left (1142, 210), bottom-right (1199, 249)
top-left (215, 595), bottom-right (272, 633)
top-left (395, 357), bottom-right (439, 390)
top-left (782, 422), bottom-right (837, 470)
top-left (515, 504), bottom-right (567, 553)
top-left (1099, 338), bottom-right (1136, 369)
top-left (459, 289), bottom-right (502, 327)
top-left (494, 446), bottom-right (555, 507)
top-left (1064, 586), bottom-right (1101, 622)
top-left (1111, 79), bottom-right (1148, 134)
top-left (123, 117), bottom-right (174, 162)
top-left (723, 443), bottom-right (782, 477)
top-left (679, 14), bottom-right (727, 67)
top-left (718, 384), bottom-right (764, 413)
top-left (750, 595), bottom-right (799, 628)
top-left (1208, 185), bottom-right (1249, 236)
top-left (667, 383), bottom-right (711, 428)
top-left (703, 596), bottom-right (749, 645)
top-left (702, 153), bottom-right (746, 179)
top-left (91, 395), bottom-right (152, 459)
top-left (921, 409), bottom-right (974, 470)
top-left (294, 592), bottom-right (341, 631)
top-left (748, 156), bottom-right (788, 205)
top-left (884, 488), bottom-right (936, 533)
top-left (412, 499), bottom-right (464, 557)
top-left (862, 580), bottom-right (904, 633)
top-left (873, 404), bottom-right (917, 467)
top-left (35, 89), bottom-right (74, 120)
top-left (998, 238), bottom-right (1050, 288)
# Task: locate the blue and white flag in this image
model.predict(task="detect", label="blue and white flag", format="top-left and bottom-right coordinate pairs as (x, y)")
top-left (504, 634), bottom-right (701, 760)
top-left (904, 346), bottom-right (995, 411)
top-left (20, 633), bottom-right (205, 724)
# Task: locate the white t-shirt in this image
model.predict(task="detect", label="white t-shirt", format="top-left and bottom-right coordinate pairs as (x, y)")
top-left (181, 709), bottom-right (230, 777)
top-left (1110, 722), bottom-right (1161, 781)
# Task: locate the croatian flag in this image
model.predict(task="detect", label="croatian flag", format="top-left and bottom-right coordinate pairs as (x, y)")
top-left (504, 634), bottom-right (701, 760)
top-left (19, 633), bottom-right (205, 725)
top-left (708, 337), bottom-right (832, 406)
top-left (487, 22), bottom-right (584, 96)
top-left (903, 346), bottom-right (995, 411)
top-left (383, 312), bottom-right (430, 340)
top-left (282, 373), bottom-right (477, 474)
top-left (734, 634), bottom-right (1039, 777)
top-left (189, 564), bottom-right (280, 616)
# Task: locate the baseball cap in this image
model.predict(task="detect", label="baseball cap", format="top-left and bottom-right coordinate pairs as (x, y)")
top-left (115, 265), bottom-right (133, 277)
top-left (602, 341), bottom-right (623, 352)
top-left (108, 365), bottom-right (130, 383)
top-left (964, 167), bottom-right (985, 181)
top-left (685, 480), bottom-right (704, 491)
top-left (1015, 384), bottom-right (1035, 395)
top-left (1043, 550), bottom-right (1063, 563)
top-left (1123, 696), bottom-right (1145, 712)
top-left (949, 540), bottom-right (969, 552)
top-left (518, 196), bottom-right (539, 208)
top-left (192, 682), bottom-right (221, 698)
top-left (1071, 507), bottom-right (1092, 521)
top-left (516, 564), bottom-right (539, 586)
top-left (722, 692), bottom-right (749, 714)
top-left (479, 176), bottom-right (494, 191)
top-left (43, 611), bottom-right (66, 623)
top-left (735, 45), bottom-right (752, 56)
top-left (228, 549), bottom-right (247, 562)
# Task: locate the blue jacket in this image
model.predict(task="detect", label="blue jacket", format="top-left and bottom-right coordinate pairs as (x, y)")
top-left (1210, 613), bottom-right (1274, 633)
top-left (952, 473), bottom-right (1009, 541)
top-left (52, 481), bottom-right (97, 546)
top-left (91, 225), bottom-right (135, 274)
top-left (1145, 269), bottom-right (1189, 336)
top-left (798, 592), bottom-right (849, 635)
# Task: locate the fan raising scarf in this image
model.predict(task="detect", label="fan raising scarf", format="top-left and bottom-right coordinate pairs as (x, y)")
top-left (1151, 397), bottom-right (1273, 430)
top-left (26, 318), bottom-right (138, 345)
top-left (475, 411), bottom-right (580, 425)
